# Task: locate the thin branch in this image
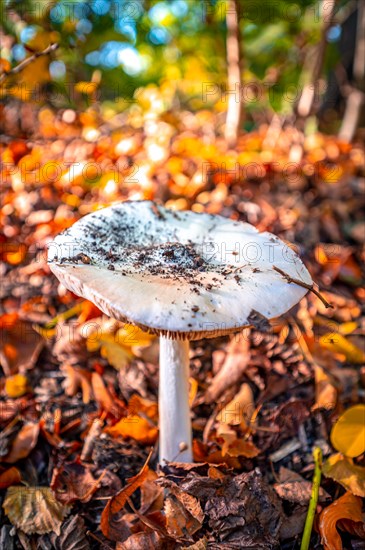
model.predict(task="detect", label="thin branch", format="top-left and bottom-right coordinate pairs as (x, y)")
top-left (272, 265), bottom-right (334, 309)
top-left (0, 43), bottom-right (59, 84)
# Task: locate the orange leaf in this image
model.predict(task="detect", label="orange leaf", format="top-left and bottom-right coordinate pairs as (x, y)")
top-left (106, 415), bottom-right (158, 445)
top-left (91, 372), bottom-right (119, 416)
top-left (100, 449), bottom-right (152, 539)
top-left (0, 467), bottom-right (21, 489)
top-left (319, 492), bottom-right (365, 550)
top-left (4, 423), bottom-right (39, 463)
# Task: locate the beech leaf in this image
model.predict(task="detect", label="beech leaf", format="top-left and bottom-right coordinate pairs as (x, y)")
top-left (3, 486), bottom-right (71, 535)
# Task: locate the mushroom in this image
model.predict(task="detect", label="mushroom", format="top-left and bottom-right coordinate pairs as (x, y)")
top-left (48, 200), bottom-right (312, 463)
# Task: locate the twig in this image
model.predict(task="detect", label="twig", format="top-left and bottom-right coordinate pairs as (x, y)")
top-left (0, 43), bottom-right (59, 84)
top-left (272, 266), bottom-right (333, 309)
top-left (300, 446), bottom-right (323, 550)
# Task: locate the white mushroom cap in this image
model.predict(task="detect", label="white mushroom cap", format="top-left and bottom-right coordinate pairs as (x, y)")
top-left (48, 200), bottom-right (312, 340)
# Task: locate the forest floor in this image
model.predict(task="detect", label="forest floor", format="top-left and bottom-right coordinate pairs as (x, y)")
top-left (0, 105), bottom-right (364, 549)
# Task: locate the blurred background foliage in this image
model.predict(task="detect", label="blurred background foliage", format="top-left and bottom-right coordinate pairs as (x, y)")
top-left (0, 0), bottom-right (362, 133)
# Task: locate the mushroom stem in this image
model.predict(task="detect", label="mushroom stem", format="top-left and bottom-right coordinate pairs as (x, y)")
top-left (159, 336), bottom-right (192, 463)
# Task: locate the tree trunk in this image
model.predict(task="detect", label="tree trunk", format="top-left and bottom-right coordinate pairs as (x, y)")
top-left (338, 0), bottom-right (365, 141)
top-left (297, 0), bottom-right (337, 118)
top-left (225, 0), bottom-right (243, 148)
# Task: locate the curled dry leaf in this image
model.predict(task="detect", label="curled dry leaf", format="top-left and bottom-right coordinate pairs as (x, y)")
top-left (319, 491), bottom-right (365, 550)
top-left (51, 462), bottom-right (104, 504)
top-left (0, 466), bottom-right (22, 489)
top-left (274, 466), bottom-right (330, 505)
top-left (322, 453), bottom-right (365, 497)
top-left (3, 422), bottom-right (39, 463)
top-left (100, 450), bottom-right (152, 540)
top-left (3, 486), bottom-right (71, 535)
top-left (330, 404), bottom-right (365, 457)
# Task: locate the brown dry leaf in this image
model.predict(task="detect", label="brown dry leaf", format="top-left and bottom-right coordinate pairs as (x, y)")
top-left (62, 364), bottom-right (92, 404)
top-left (3, 422), bottom-right (39, 463)
top-left (48, 514), bottom-right (91, 550)
top-left (100, 450), bottom-right (152, 540)
top-left (51, 462), bottom-right (103, 504)
top-left (116, 531), bottom-right (166, 550)
top-left (216, 383), bottom-right (255, 426)
top-left (162, 480), bottom-right (204, 538)
top-left (322, 453), bottom-right (365, 497)
top-left (140, 469), bottom-right (164, 514)
top-left (106, 415), bottom-right (158, 445)
top-left (0, 467), bottom-right (22, 489)
top-left (3, 486), bottom-right (71, 535)
top-left (274, 466), bottom-right (330, 505)
top-left (319, 492), bottom-right (365, 550)
top-left (312, 365), bottom-right (337, 411)
top-left (205, 336), bottom-right (250, 403)
top-left (181, 537), bottom-right (208, 549)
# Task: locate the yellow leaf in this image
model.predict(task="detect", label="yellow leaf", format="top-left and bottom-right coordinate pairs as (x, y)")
top-left (3, 487), bottom-right (70, 534)
top-left (323, 453), bottom-right (365, 497)
top-left (331, 405), bottom-right (365, 457)
top-left (5, 374), bottom-right (29, 398)
top-left (87, 332), bottom-right (132, 370)
top-left (320, 333), bottom-right (365, 364)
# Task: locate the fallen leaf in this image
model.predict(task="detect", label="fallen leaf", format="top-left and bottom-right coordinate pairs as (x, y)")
top-left (312, 365), bottom-right (337, 411)
top-left (49, 514), bottom-right (91, 550)
top-left (3, 486), bottom-right (71, 534)
top-left (274, 466), bottom-right (330, 505)
top-left (160, 479), bottom-right (204, 538)
top-left (4, 374), bottom-right (30, 398)
top-left (0, 467), bottom-right (22, 489)
top-left (91, 372), bottom-right (122, 417)
top-left (330, 404), bottom-right (365, 457)
top-left (322, 453), bottom-right (365, 497)
top-left (181, 536), bottom-right (208, 549)
top-left (100, 450), bottom-right (152, 540)
top-left (106, 415), bottom-right (158, 445)
top-left (140, 469), bottom-right (164, 514)
top-left (116, 531), bottom-right (166, 550)
top-left (224, 439), bottom-right (260, 458)
top-left (319, 492), bottom-right (365, 550)
top-left (216, 383), bottom-right (255, 426)
top-left (128, 394), bottom-right (158, 422)
top-left (51, 462), bottom-right (104, 504)
top-left (62, 365), bottom-right (92, 404)
top-left (320, 333), bottom-right (365, 364)
top-left (3, 422), bottom-right (39, 463)
top-left (205, 336), bottom-right (250, 403)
